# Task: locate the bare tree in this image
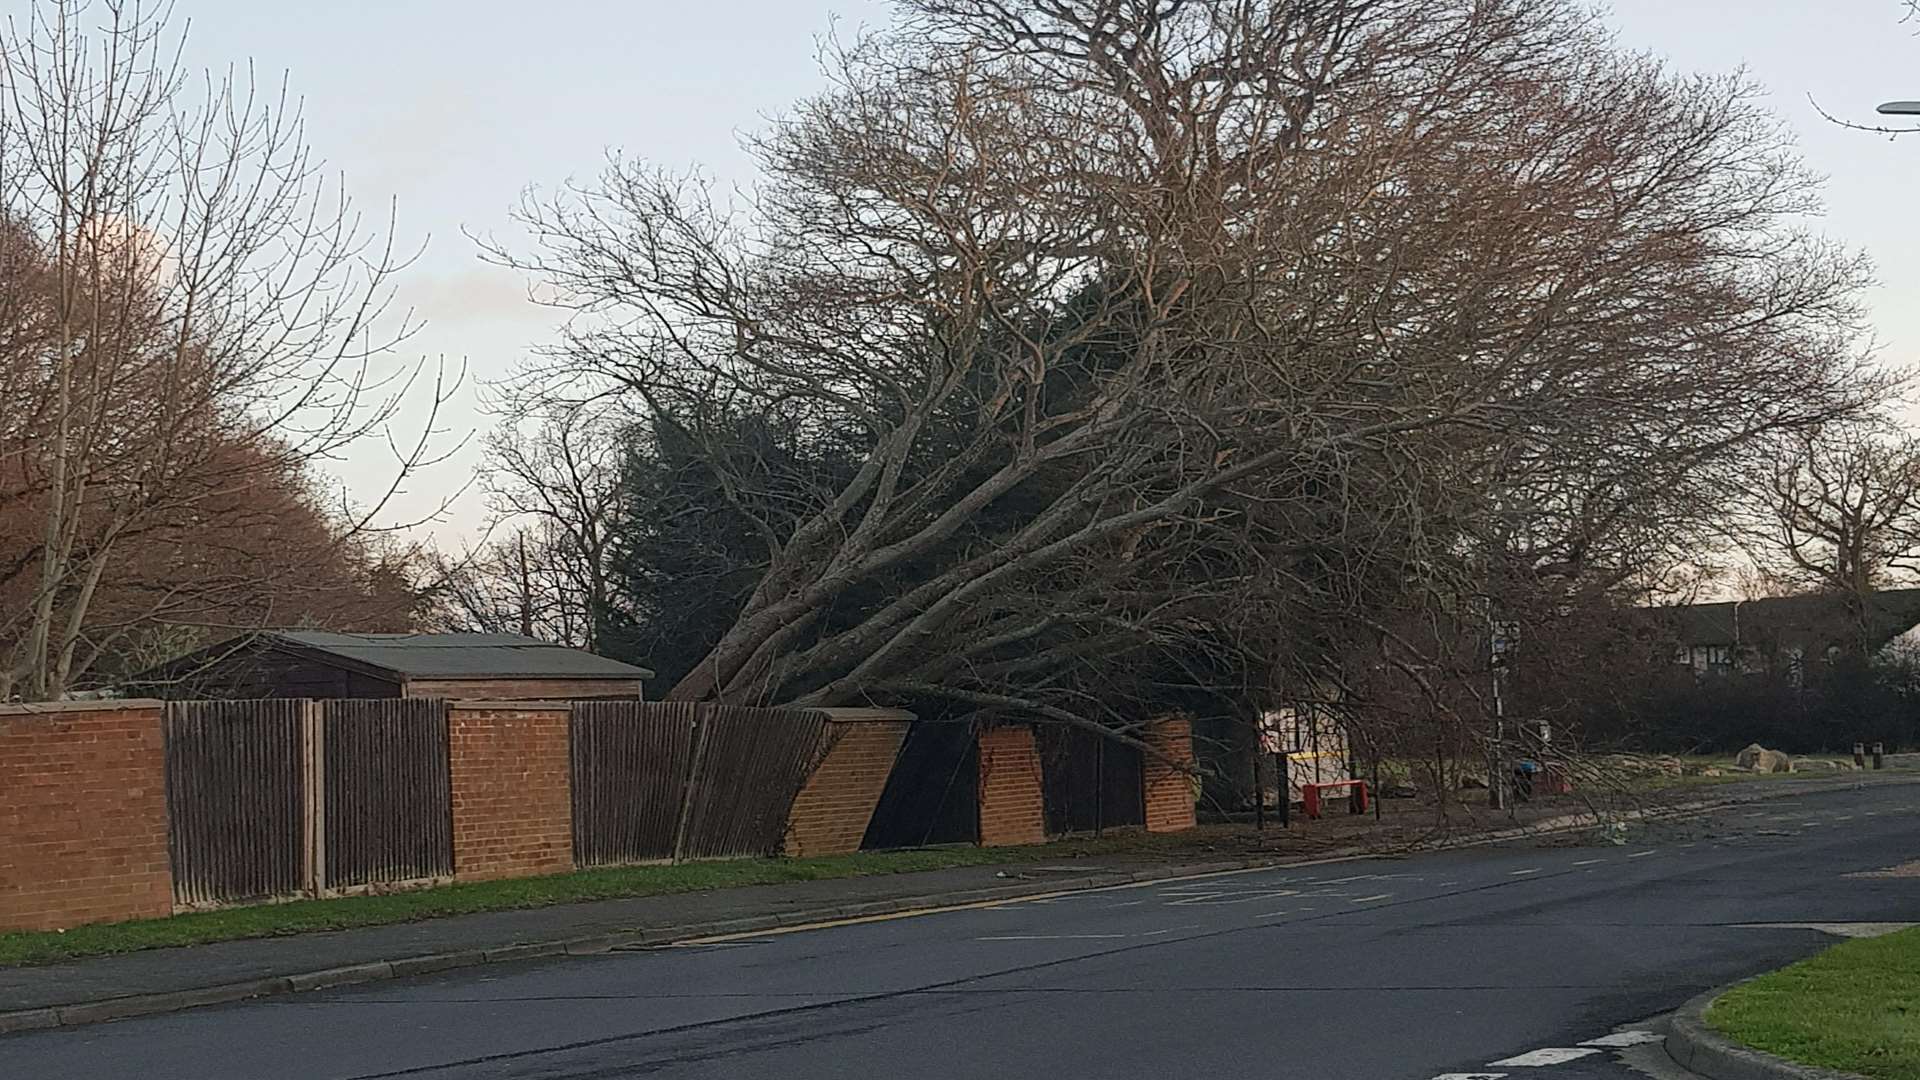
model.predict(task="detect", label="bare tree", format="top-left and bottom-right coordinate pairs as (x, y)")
top-left (1751, 424), bottom-right (1920, 654)
top-left (487, 0), bottom-right (1885, 741)
top-left (427, 522), bottom-right (596, 646)
top-left (479, 405), bottom-right (626, 650)
top-left (0, 0), bottom-right (454, 698)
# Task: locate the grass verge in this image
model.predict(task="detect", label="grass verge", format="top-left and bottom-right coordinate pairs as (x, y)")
top-left (0, 832), bottom-right (1210, 970)
top-left (1708, 926), bottom-right (1920, 1079)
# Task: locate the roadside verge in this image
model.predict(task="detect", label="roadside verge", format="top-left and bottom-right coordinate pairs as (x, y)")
top-left (1666, 989), bottom-right (1866, 1080)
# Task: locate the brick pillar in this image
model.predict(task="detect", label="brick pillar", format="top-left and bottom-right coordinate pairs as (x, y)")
top-left (449, 704), bottom-right (575, 881)
top-left (1142, 715), bottom-right (1197, 833)
top-left (977, 724), bottom-right (1047, 846)
top-left (785, 718), bottom-right (910, 857)
top-left (0, 702), bottom-right (173, 932)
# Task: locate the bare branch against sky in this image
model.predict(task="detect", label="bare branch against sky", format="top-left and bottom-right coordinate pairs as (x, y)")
top-left (138, 0), bottom-right (1920, 540)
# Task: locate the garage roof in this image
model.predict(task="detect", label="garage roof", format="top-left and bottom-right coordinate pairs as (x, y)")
top-left (255, 631), bottom-right (655, 680)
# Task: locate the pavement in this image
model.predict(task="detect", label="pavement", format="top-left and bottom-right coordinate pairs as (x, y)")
top-left (1, 776), bottom-right (1916, 1078)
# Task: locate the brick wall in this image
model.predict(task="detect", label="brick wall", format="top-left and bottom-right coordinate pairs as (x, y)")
top-left (977, 724), bottom-right (1047, 846)
top-left (0, 702), bottom-right (173, 932)
top-left (1142, 715), bottom-right (1197, 833)
top-left (448, 704), bottom-right (575, 881)
top-left (784, 718), bottom-right (909, 857)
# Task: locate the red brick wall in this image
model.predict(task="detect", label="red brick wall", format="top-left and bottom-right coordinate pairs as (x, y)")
top-left (0, 702), bottom-right (173, 932)
top-left (448, 704), bottom-right (575, 881)
top-left (785, 719), bottom-right (909, 857)
top-left (1143, 715), bottom-right (1197, 833)
top-left (977, 725), bottom-right (1047, 846)
top-left (407, 677), bottom-right (644, 701)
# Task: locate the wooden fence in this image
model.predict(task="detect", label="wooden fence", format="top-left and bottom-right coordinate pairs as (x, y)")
top-left (570, 701), bottom-right (834, 865)
top-left (163, 699), bottom-right (452, 906)
top-left (164, 699), bottom-right (306, 905)
top-left (164, 697), bottom-right (855, 906)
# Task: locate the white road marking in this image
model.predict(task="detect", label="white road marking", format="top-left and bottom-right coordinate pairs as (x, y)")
top-left (1570, 859), bottom-right (1603, 866)
top-left (1579, 1030), bottom-right (1664, 1048)
top-left (980, 926), bottom-right (1195, 942)
top-left (1509, 868), bottom-right (1540, 876)
top-left (1737, 922), bottom-right (1916, 938)
top-left (1628, 850), bottom-right (1656, 859)
top-left (1488, 1047), bottom-right (1600, 1066)
top-left (1432, 1074), bottom-right (1507, 1079)
top-left (1166, 889), bottom-right (1302, 906)
top-left (1253, 909), bottom-right (1291, 919)
top-left (1351, 894), bottom-right (1391, 903)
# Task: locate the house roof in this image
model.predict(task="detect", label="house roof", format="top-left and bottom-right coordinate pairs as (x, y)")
top-left (1648, 588), bottom-right (1920, 652)
top-left (145, 630), bottom-right (654, 682)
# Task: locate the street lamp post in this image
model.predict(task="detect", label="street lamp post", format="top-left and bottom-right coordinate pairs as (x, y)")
top-left (1879, 102), bottom-right (1920, 115)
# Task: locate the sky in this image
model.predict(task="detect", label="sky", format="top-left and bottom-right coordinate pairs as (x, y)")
top-left (164, 0), bottom-right (1920, 544)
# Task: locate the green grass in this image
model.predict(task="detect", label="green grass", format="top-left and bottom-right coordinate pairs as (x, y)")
top-left (0, 835), bottom-right (1189, 969)
top-left (1708, 926), bottom-right (1920, 1079)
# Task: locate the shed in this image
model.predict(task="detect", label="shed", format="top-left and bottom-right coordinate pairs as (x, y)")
top-left (128, 631), bottom-right (654, 701)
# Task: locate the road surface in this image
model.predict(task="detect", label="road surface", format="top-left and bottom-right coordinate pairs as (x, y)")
top-left (4, 780), bottom-right (1917, 1080)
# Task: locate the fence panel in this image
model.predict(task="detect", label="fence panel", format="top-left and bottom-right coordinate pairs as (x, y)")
top-left (570, 699), bottom-right (697, 865)
top-left (679, 705), bottom-right (832, 859)
top-left (1038, 725), bottom-right (1144, 835)
top-left (163, 700), bottom-right (305, 906)
top-left (321, 698), bottom-right (452, 889)
top-left (862, 721), bottom-right (979, 848)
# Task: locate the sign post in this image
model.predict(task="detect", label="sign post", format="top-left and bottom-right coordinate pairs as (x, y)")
top-left (1489, 620), bottom-right (1519, 811)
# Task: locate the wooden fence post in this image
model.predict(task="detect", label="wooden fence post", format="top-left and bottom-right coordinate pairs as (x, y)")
top-left (302, 699), bottom-right (327, 896)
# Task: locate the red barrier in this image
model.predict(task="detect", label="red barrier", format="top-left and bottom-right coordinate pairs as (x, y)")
top-left (1301, 779), bottom-right (1369, 819)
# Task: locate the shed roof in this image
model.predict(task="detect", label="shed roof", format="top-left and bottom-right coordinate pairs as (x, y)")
top-left (150, 630), bottom-right (653, 682)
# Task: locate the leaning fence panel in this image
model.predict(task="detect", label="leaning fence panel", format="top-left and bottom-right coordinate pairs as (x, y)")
top-left (678, 706), bottom-right (833, 859)
top-left (569, 699), bottom-right (697, 865)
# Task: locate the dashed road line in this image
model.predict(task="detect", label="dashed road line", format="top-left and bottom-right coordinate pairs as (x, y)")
top-left (1351, 894), bottom-right (1391, 903)
top-left (1509, 867), bottom-right (1540, 876)
top-left (1627, 850), bottom-right (1656, 859)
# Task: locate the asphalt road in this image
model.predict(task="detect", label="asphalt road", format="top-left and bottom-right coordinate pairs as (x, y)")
top-left (5, 781), bottom-right (1918, 1080)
